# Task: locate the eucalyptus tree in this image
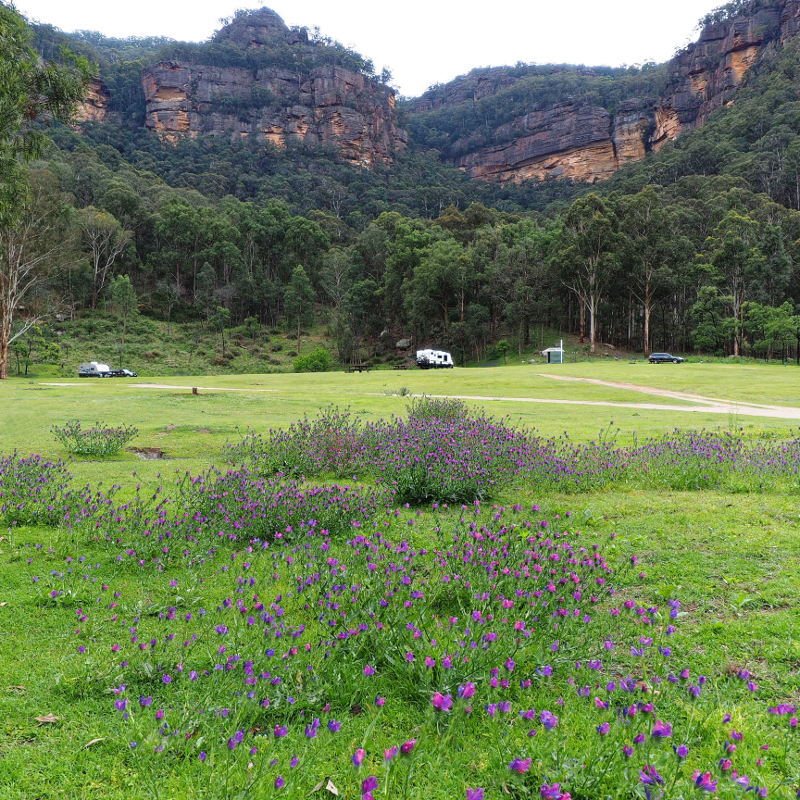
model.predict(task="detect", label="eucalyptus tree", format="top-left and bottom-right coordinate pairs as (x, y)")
top-left (0, 3), bottom-right (93, 379)
top-left (556, 194), bottom-right (621, 353)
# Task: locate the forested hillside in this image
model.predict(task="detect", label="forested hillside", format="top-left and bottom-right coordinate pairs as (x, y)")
top-left (5, 0), bottom-right (800, 380)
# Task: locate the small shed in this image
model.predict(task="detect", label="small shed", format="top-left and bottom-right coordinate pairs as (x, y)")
top-left (541, 346), bottom-right (564, 364)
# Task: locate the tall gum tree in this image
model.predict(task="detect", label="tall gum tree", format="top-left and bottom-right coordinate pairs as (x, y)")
top-left (557, 194), bottom-right (620, 353)
top-left (0, 170), bottom-right (80, 379)
top-left (0, 3), bottom-right (94, 379)
top-left (621, 189), bottom-right (691, 357)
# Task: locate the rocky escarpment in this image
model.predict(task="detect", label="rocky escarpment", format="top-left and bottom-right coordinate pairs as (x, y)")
top-left (653, 4), bottom-right (783, 146)
top-left (452, 99), bottom-right (652, 184)
top-left (141, 8), bottom-right (406, 166)
top-left (414, 1), bottom-right (799, 184)
top-left (74, 78), bottom-right (113, 125)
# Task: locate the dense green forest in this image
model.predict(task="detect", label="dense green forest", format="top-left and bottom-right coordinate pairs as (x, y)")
top-left (6, 0), bottom-right (800, 380)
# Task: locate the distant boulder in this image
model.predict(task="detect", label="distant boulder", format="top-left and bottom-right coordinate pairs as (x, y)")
top-left (396, 339), bottom-right (411, 349)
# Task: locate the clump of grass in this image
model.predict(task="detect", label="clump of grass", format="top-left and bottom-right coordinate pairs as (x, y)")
top-left (51, 420), bottom-right (138, 456)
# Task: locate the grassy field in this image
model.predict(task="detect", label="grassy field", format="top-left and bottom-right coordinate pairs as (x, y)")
top-left (1, 364), bottom-right (799, 799)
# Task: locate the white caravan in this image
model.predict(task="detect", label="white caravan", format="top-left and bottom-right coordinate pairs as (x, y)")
top-left (416, 349), bottom-right (454, 369)
top-left (78, 361), bottom-right (112, 377)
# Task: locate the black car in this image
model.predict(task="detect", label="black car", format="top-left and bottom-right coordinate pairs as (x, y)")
top-left (109, 368), bottom-right (138, 377)
top-left (649, 352), bottom-right (685, 364)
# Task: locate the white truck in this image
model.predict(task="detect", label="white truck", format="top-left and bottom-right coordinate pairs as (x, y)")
top-left (415, 349), bottom-right (454, 369)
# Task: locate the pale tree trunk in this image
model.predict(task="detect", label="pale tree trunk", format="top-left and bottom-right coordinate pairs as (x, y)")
top-left (1, 193), bottom-right (75, 379)
top-left (589, 294), bottom-right (597, 353)
top-left (0, 313), bottom-right (10, 380)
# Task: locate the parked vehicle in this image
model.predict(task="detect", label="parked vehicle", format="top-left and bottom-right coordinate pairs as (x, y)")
top-left (416, 349), bottom-right (454, 369)
top-left (79, 361), bottom-right (112, 377)
top-left (78, 362), bottom-right (138, 377)
top-left (649, 353), bottom-right (685, 364)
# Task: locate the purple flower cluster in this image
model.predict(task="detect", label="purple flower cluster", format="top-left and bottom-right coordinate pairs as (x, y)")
top-left (227, 402), bottom-right (800, 501)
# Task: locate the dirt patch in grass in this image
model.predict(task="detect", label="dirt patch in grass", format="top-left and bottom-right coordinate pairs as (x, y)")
top-left (127, 447), bottom-right (170, 460)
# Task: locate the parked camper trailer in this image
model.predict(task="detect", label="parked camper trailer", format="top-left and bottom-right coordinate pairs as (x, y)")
top-left (416, 349), bottom-right (454, 369)
top-left (79, 362), bottom-right (112, 377)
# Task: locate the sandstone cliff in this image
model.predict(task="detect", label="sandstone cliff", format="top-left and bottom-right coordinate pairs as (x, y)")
top-left (141, 8), bottom-right (406, 166)
top-left (74, 77), bottom-right (112, 125)
top-left (413, 0), bottom-right (798, 184)
top-left (75, 2), bottom-right (800, 184)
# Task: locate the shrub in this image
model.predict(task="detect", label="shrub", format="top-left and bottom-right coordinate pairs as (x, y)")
top-left (294, 348), bottom-right (332, 372)
top-left (51, 420), bottom-right (138, 456)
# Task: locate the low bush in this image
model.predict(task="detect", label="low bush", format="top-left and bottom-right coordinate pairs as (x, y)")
top-left (294, 348), bottom-right (333, 372)
top-left (51, 420), bottom-right (139, 456)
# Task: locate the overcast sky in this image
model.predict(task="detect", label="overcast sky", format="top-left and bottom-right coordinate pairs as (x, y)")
top-left (17, 0), bottom-right (725, 97)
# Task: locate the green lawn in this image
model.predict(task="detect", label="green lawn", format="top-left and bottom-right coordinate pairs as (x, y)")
top-left (1, 364), bottom-right (799, 799)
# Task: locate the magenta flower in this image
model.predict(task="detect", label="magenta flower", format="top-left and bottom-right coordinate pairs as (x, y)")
top-left (458, 682), bottom-right (476, 700)
top-left (693, 772), bottom-right (718, 792)
top-left (274, 775), bottom-right (285, 789)
top-left (466, 789), bottom-right (484, 800)
top-left (651, 720), bottom-right (672, 738)
top-left (540, 710), bottom-right (558, 730)
top-left (352, 748), bottom-right (366, 767)
top-left (639, 765), bottom-right (664, 785)
top-left (596, 723), bottom-right (610, 735)
top-left (405, 652), bottom-right (415, 662)
top-left (674, 745), bottom-right (689, 758)
top-left (362, 776), bottom-right (378, 794)
top-left (274, 724), bottom-right (288, 738)
top-left (432, 692), bottom-right (453, 712)
top-left (400, 739), bottom-right (416, 755)
top-left (384, 746), bottom-right (398, 761)
top-left (328, 719), bottom-right (341, 733)
top-left (363, 665), bottom-right (375, 676)
top-left (541, 785), bottom-right (567, 800)
top-left (509, 758), bottom-right (532, 773)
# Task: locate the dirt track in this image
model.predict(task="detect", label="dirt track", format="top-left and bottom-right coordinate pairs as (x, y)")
top-left (39, 380), bottom-right (800, 420)
top-left (536, 373), bottom-right (785, 410)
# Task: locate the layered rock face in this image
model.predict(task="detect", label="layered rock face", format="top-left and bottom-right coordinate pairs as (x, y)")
top-left (417, 1), bottom-right (797, 184)
top-left (453, 99), bottom-right (651, 184)
top-left (655, 5), bottom-right (782, 141)
top-left (141, 8), bottom-right (406, 166)
top-left (75, 78), bottom-right (112, 125)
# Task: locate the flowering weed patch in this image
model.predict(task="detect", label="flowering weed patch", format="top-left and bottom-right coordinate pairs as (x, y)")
top-left (14, 497), bottom-right (800, 799)
top-left (230, 403), bottom-right (800, 498)
top-left (3, 401), bottom-right (800, 799)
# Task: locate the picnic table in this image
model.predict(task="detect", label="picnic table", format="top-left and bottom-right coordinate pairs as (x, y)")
top-left (347, 364), bottom-right (370, 373)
